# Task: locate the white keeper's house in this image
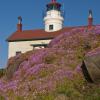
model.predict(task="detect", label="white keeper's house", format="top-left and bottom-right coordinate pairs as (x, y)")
top-left (7, 0), bottom-right (94, 58)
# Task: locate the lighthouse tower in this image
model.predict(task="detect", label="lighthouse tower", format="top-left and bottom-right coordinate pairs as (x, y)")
top-left (44, 0), bottom-right (64, 32)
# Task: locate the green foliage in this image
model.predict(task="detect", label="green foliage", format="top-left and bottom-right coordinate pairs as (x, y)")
top-left (0, 69), bottom-right (5, 78)
top-left (82, 41), bottom-right (91, 50)
top-left (96, 88), bottom-right (100, 94)
top-left (7, 90), bottom-right (15, 99)
top-left (84, 96), bottom-right (100, 100)
top-left (14, 96), bottom-right (25, 100)
top-left (36, 93), bottom-right (55, 100)
top-left (45, 56), bottom-right (56, 64)
top-left (76, 48), bottom-right (84, 60)
top-left (7, 90), bottom-right (25, 100)
top-left (39, 70), bottom-right (49, 78)
top-left (28, 75), bottom-right (36, 81)
top-left (55, 79), bottom-right (82, 99)
top-left (82, 84), bottom-right (100, 100)
top-left (0, 95), bottom-right (5, 100)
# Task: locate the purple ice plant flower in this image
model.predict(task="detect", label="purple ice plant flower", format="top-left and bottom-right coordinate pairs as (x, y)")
top-left (4, 80), bottom-right (18, 90)
top-left (75, 64), bottom-right (82, 73)
top-left (86, 47), bottom-right (100, 57)
top-left (19, 60), bottom-right (31, 70)
top-left (95, 25), bottom-right (100, 34)
top-left (26, 63), bottom-right (44, 75)
top-left (0, 80), bottom-right (19, 93)
top-left (0, 80), bottom-right (5, 91)
top-left (52, 69), bottom-right (74, 81)
top-left (29, 49), bottom-right (49, 64)
top-left (48, 36), bottom-right (62, 47)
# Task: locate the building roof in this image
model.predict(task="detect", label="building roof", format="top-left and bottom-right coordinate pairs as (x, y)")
top-left (7, 27), bottom-right (74, 42)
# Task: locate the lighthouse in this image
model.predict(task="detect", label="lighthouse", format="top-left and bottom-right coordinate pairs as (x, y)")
top-left (7, 1), bottom-right (97, 58)
top-left (44, 0), bottom-right (64, 32)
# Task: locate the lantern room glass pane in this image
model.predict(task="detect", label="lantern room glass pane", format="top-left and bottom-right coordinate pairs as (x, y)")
top-left (47, 5), bottom-right (61, 11)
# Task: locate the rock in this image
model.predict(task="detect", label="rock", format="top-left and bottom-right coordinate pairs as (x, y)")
top-left (81, 51), bottom-right (100, 83)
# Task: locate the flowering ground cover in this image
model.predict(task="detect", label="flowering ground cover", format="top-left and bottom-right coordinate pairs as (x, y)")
top-left (0, 26), bottom-right (100, 100)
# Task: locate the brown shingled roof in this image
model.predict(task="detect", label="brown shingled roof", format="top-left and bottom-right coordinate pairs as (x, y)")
top-left (7, 27), bottom-right (74, 42)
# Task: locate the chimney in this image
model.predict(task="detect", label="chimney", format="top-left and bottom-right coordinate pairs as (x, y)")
top-left (88, 10), bottom-right (93, 28)
top-left (17, 16), bottom-right (22, 32)
top-left (52, 0), bottom-right (56, 3)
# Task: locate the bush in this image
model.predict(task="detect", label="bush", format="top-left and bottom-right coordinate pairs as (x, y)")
top-left (0, 69), bottom-right (5, 78)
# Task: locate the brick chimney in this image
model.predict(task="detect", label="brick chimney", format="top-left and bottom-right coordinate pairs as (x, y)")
top-left (17, 16), bottom-right (22, 32)
top-left (88, 10), bottom-right (93, 28)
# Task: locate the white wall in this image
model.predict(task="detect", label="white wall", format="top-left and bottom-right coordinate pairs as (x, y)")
top-left (44, 10), bottom-right (64, 32)
top-left (8, 39), bottom-right (51, 58)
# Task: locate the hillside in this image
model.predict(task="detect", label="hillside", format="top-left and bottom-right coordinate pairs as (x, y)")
top-left (0, 25), bottom-right (100, 100)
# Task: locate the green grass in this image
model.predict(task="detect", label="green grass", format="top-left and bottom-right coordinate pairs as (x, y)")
top-left (0, 95), bottom-right (5, 100)
top-left (36, 93), bottom-right (55, 100)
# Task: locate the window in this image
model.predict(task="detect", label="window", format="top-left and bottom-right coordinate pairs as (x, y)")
top-left (16, 51), bottom-right (21, 56)
top-left (49, 25), bottom-right (53, 30)
top-left (47, 5), bottom-right (60, 11)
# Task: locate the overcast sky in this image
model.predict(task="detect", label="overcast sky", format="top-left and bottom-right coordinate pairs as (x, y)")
top-left (0, 0), bottom-right (100, 68)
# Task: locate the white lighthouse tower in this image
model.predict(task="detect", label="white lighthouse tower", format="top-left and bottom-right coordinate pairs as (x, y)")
top-left (44, 0), bottom-right (64, 32)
